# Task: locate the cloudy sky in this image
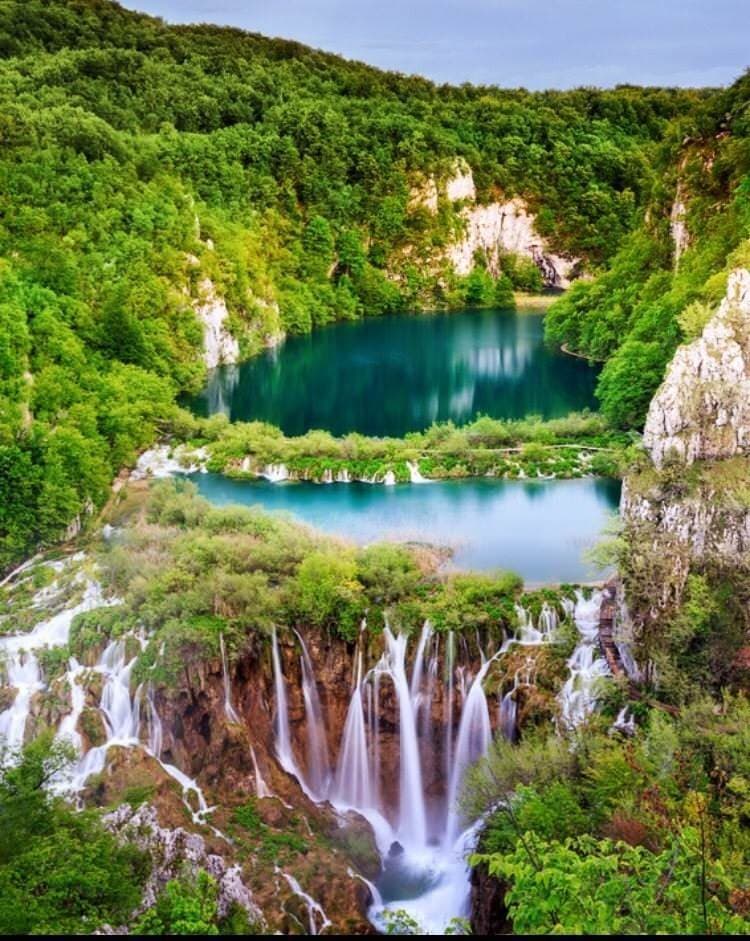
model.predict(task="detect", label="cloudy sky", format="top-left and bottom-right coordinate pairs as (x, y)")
top-left (122, 0), bottom-right (748, 89)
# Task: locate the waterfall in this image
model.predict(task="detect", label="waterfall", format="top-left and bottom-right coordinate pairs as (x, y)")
top-left (383, 470), bottom-right (396, 486)
top-left (146, 682), bottom-right (163, 757)
top-left (444, 652), bottom-right (498, 846)
top-left (250, 745), bottom-right (273, 799)
top-left (406, 460), bottom-right (430, 484)
top-left (220, 633), bottom-right (240, 724)
top-left (278, 869), bottom-right (332, 935)
top-left (261, 463), bottom-right (290, 482)
top-left (444, 630), bottom-right (455, 789)
top-left (382, 629), bottom-right (427, 848)
top-left (559, 591), bottom-right (608, 728)
top-left (57, 659), bottom-right (86, 753)
top-left (498, 689), bottom-right (517, 743)
top-left (409, 620), bottom-right (432, 710)
top-left (0, 573), bottom-right (107, 755)
top-left (271, 628), bottom-right (297, 773)
top-left (332, 648), bottom-right (373, 809)
top-left (296, 630), bottom-right (330, 799)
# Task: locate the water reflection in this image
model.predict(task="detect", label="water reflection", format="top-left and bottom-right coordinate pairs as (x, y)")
top-left (187, 307), bottom-right (599, 437)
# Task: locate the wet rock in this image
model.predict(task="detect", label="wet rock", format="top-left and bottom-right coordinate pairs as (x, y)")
top-left (470, 861), bottom-right (512, 935)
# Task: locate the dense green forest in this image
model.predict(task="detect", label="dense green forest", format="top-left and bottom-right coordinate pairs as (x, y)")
top-left (546, 72), bottom-right (750, 426)
top-left (0, 0), bottom-right (717, 568)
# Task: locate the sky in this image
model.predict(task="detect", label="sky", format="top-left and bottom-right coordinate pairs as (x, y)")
top-left (121, 0), bottom-right (750, 90)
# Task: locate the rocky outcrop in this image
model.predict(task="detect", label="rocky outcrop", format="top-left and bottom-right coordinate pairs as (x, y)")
top-left (194, 277), bottom-right (241, 370)
top-left (621, 268), bottom-right (750, 620)
top-left (408, 160), bottom-right (578, 288)
top-left (470, 861), bottom-right (512, 935)
top-left (643, 268), bottom-right (750, 468)
top-left (104, 802), bottom-right (264, 926)
top-left (670, 183), bottom-right (690, 266)
top-left (447, 196), bottom-right (578, 287)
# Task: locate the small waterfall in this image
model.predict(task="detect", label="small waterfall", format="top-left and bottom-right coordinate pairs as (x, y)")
top-left (333, 648), bottom-right (373, 809)
top-left (0, 574), bottom-right (107, 755)
top-left (146, 683), bottom-right (163, 757)
top-left (296, 630), bottom-right (330, 798)
top-left (383, 470), bottom-right (396, 486)
top-left (261, 463), bottom-right (290, 482)
top-left (250, 745), bottom-right (273, 799)
top-left (559, 591), bottom-right (608, 728)
top-left (444, 630), bottom-right (455, 787)
top-left (57, 659), bottom-right (86, 752)
top-left (220, 633), bottom-right (240, 724)
top-left (0, 651), bottom-right (43, 751)
top-left (278, 869), bottom-right (332, 935)
top-left (406, 460), bottom-right (430, 484)
top-left (271, 628), bottom-right (297, 775)
top-left (409, 620), bottom-right (432, 710)
top-left (498, 689), bottom-right (517, 743)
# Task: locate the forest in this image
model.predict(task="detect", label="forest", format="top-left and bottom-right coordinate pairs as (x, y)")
top-left (0, 0), bottom-right (722, 569)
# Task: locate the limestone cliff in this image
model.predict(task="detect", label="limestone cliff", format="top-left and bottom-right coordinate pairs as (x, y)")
top-left (643, 268), bottom-right (750, 468)
top-left (408, 160), bottom-right (579, 288)
top-left (621, 268), bottom-right (750, 613)
top-left (195, 276), bottom-right (241, 370)
top-left (447, 196), bottom-right (578, 288)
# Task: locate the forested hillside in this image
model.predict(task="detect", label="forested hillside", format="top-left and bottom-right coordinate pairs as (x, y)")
top-left (547, 72), bottom-right (750, 426)
top-left (0, 0), bottom-right (731, 569)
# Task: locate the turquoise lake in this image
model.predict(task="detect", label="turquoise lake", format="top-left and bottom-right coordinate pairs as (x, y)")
top-left (188, 306), bottom-right (599, 437)
top-left (193, 474), bottom-right (621, 583)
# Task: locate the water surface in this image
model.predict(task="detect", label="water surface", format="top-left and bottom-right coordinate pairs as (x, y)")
top-left (194, 474), bottom-right (620, 583)
top-left (188, 306), bottom-right (599, 436)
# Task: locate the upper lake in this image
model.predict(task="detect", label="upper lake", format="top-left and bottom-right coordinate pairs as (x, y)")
top-left (188, 306), bottom-right (599, 437)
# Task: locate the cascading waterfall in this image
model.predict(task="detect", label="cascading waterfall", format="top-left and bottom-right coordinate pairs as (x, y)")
top-left (220, 633), bottom-right (240, 724)
top-left (559, 590), bottom-right (608, 728)
top-left (295, 630), bottom-right (330, 798)
top-left (333, 647), bottom-right (373, 810)
top-left (266, 619), bottom-right (510, 931)
top-left (443, 652), bottom-right (498, 847)
top-left (382, 629), bottom-right (427, 848)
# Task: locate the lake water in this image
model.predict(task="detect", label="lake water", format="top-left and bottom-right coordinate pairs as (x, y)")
top-left (193, 474), bottom-right (620, 583)
top-left (188, 306), bottom-right (599, 437)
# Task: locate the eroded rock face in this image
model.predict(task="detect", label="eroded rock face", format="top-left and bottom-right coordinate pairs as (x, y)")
top-left (104, 802), bottom-right (264, 926)
top-left (195, 277), bottom-right (241, 370)
top-left (643, 268), bottom-right (750, 468)
top-left (448, 195), bottom-right (578, 288)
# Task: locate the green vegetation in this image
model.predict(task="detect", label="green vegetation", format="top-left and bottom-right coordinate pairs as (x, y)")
top-left (172, 409), bottom-right (628, 483)
top-left (546, 74), bottom-right (750, 427)
top-left (101, 479), bottom-right (572, 683)
top-left (468, 698), bottom-right (750, 935)
top-left (0, 734), bottom-right (147, 934)
top-left (0, 0), bottom-right (708, 568)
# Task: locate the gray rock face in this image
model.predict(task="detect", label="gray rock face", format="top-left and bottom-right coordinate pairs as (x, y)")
top-left (104, 803), bottom-right (263, 927)
top-left (643, 268), bottom-right (750, 468)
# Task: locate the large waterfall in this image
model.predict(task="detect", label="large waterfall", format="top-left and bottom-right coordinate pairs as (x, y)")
top-left (266, 591), bottom-right (607, 933)
top-left (0, 552), bottom-right (607, 935)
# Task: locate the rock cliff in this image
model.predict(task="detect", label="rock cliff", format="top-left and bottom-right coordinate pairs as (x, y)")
top-left (195, 276), bottom-right (241, 370)
top-left (448, 195), bottom-right (578, 288)
top-left (621, 268), bottom-right (750, 614)
top-left (408, 160), bottom-right (579, 288)
top-left (643, 268), bottom-right (750, 468)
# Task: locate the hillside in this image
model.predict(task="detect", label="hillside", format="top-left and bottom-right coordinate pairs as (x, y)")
top-left (0, 0), bottom-right (708, 567)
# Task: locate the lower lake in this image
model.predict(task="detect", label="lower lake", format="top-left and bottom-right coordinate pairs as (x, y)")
top-left (193, 474), bottom-right (621, 583)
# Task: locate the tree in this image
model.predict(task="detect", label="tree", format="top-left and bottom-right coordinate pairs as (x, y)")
top-left (0, 735), bottom-right (146, 934)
